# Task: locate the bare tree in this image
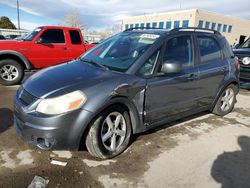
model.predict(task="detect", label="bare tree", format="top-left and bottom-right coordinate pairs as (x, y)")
top-left (90, 24), bottom-right (122, 40)
top-left (64, 8), bottom-right (89, 32)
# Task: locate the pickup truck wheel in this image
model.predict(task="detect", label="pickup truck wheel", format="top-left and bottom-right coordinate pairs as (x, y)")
top-left (212, 84), bottom-right (237, 116)
top-left (86, 105), bottom-right (132, 159)
top-left (0, 59), bottom-right (24, 85)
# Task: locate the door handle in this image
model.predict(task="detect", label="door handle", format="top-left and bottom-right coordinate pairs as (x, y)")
top-left (62, 47), bottom-right (68, 50)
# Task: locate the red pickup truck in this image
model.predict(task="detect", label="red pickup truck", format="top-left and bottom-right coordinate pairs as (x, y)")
top-left (0, 26), bottom-right (95, 85)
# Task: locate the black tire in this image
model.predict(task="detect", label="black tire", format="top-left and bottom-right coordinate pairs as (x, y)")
top-left (212, 84), bottom-right (237, 116)
top-left (86, 105), bottom-right (132, 159)
top-left (0, 59), bottom-right (24, 85)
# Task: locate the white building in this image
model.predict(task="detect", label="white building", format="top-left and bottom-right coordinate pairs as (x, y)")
top-left (122, 9), bottom-right (250, 45)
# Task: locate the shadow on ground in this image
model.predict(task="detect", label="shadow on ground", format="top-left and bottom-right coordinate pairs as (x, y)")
top-left (130, 111), bottom-right (209, 146)
top-left (211, 135), bottom-right (250, 188)
top-left (0, 108), bottom-right (13, 133)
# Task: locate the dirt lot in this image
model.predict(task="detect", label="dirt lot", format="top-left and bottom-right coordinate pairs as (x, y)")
top-left (0, 84), bottom-right (250, 188)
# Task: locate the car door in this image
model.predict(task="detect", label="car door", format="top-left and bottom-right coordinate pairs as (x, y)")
top-left (68, 29), bottom-right (86, 59)
top-left (144, 34), bottom-right (201, 124)
top-left (29, 29), bottom-right (68, 68)
top-left (195, 34), bottom-right (229, 107)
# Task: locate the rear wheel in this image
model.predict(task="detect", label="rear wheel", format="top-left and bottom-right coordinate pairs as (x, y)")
top-left (86, 105), bottom-right (132, 159)
top-left (212, 84), bottom-right (237, 116)
top-left (0, 59), bottom-right (24, 85)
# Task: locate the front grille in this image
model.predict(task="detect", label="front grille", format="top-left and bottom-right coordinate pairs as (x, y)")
top-left (18, 87), bottom-right (37, 106)
top-left (240, 72), bottom-right (250, 81)
top-left (235, 54), bottom-right (250, 80)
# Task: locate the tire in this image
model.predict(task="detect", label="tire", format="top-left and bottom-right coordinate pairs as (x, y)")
top-left (0, 59), bottom-right (24, 85)
top-left (212, 84), bottom-right (237, 116)
top-left (86, 105), bottom-right (132, 159)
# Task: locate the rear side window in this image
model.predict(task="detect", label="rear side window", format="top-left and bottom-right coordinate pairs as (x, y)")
top-left (69, 30), bottom-right (82, 44)
top-left (163, 35), bottom-right (193, 67)
top-left (40, 29), bottom-right (65, 43)
top-left (198, 36), bottom-right (222, 64)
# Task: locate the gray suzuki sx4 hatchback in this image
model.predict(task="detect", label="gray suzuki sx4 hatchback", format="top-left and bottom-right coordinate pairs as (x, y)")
top-left (14, 28), bottom-right (240, 159)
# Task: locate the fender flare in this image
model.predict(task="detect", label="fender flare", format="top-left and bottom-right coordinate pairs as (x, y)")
top-left (0, 50), bottom-right (32, 69)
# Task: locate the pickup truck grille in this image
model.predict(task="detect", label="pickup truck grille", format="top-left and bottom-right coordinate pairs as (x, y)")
top-left (18, 87), bottom-right (37, 106)
top-left (235, 54), bottom-right (250, 81)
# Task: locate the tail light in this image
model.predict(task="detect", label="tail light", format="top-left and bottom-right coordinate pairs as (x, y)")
top-left (234, 56), bottom-right (240, 70)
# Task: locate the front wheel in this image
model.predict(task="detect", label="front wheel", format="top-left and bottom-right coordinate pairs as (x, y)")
top-left (0, 59), bottom-right (24, 85)
top-left (212, 84), bottom-right (237, 116)
top-left (85, 105), bottom-right (132, 159)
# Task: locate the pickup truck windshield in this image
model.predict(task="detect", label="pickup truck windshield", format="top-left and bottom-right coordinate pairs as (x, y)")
top-left (23, 27), bottom-right (43, 41)
top-left (81, 32), bottom-right (160, 72)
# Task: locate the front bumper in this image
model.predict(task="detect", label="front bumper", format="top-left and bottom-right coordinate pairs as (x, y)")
top-left (14, 99), bottom-right (94, 150)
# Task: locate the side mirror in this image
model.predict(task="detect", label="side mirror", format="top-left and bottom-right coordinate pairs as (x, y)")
top-left (161, 60), bottom-right (182, 74)
top-left (36, 37), bottom-right (43, 44)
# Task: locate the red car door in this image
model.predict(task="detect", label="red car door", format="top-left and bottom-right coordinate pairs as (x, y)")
top-left (28, 28), bottom-right (69, 68)
top-left (67, 29), bottom-right (86, 59)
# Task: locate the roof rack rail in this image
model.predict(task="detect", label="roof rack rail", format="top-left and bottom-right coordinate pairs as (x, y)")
top-left (170, 27), bottom-right (221, 35)
top-left (123, 27), bottom-right (163, 32)
top-left (123, 27), bottom-right (221, 35)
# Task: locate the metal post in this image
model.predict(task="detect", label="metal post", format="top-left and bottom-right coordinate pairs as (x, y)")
top-left (17, 0), bottom-right (20, 29)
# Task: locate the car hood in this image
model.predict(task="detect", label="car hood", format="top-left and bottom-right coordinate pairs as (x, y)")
top-left (0, 40), bottom-right (27, 50)
top-left (233, 48), bottom-right (250, 55)
top-left (23, 60), bottom-right (122, 98)
top-left (0, 40), bottom-right (23, 44)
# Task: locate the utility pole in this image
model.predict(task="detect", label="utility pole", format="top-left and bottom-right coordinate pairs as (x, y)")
top-left (17, 0), bottom-right (20, 29)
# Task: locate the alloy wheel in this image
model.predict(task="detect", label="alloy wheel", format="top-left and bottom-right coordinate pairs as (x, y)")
top-left (220, 88), bottom-right (234, 112)
top-left (101, 112), bottom-right (127, 152)
top-left (0, 65), bottom-right (19, 81)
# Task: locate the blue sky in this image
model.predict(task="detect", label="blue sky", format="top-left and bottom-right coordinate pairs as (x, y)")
top-left (0, 0), bottom-right (249, 31)
top-left (0, 3), bottom-right (58, 29)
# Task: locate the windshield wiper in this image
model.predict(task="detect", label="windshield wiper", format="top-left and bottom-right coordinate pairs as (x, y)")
top-left (80, 58), bottom-right (109, 70)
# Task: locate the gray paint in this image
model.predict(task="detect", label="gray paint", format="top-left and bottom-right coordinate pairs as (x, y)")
top-left (14, 29), bottom-right (240, 150)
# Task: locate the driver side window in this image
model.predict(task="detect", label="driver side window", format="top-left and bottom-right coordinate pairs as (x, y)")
top-left (39, 29), bottom-right (65, 44)
top-left (163, 36), bottom-right (193, 68)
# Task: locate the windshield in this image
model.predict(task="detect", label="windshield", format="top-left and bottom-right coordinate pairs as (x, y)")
top-left (23, 27), bottom-right (43, 41)
top-left (240, 37), bottom-right (250, 48)
top-left (81, 32), bottom-right (160, 72)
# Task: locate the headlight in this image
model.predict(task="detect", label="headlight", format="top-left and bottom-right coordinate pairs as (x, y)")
top-left (242, 57), bottom-right (250, 65)
top-left (36, 91), bottom-right (86, 115)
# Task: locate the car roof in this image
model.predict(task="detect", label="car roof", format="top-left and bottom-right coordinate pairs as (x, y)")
top-left (38, 25), bottom-right (81, 30)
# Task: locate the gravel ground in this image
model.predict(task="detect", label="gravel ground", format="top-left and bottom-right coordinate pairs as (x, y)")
top-left (0, 83), bottom-right (249, 188)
